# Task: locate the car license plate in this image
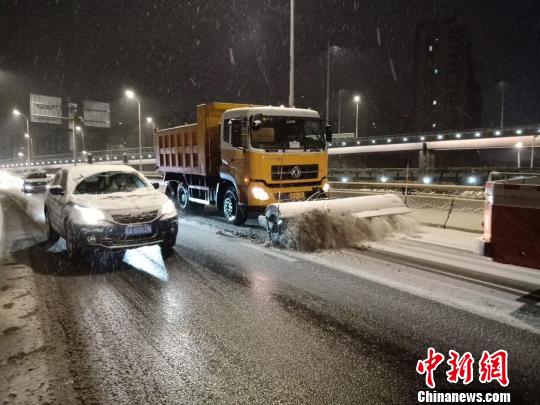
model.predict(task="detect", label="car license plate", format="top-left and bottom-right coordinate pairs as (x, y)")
top-left (125, 224), bottom-right (152, 236)
top-left (289, 192), bottom-right (304, 201)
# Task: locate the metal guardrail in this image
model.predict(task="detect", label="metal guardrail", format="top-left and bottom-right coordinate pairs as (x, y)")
top-left (0, 147), bottom-right (155, 168)
top-left (330, 181), bottom-right (484, 193)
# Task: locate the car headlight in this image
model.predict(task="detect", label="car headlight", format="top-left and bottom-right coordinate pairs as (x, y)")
top-left (251, 186), bottom-right (270, 201)
top-left (73, 205), bottom-right (106, 225)
top-left (161, 199), bottom-right (177, 217)
top-left (322, 182), bottom-right (330, 192)
top-left (24, 184), bottom-right (33, 189)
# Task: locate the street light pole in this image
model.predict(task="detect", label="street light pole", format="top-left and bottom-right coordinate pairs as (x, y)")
top-left (353, 95), bottom-right (360, 138)
top-left (13, 109), bottom-right (31, 166)
top-left (76, 126), bottom-right (85, 153)
top-left (499, 81), bottom-right (506, 129)
top-left (125, 89), bottom-right (143, 171)
top-left (531, 136), bottom-right (537, 169)
top-left (326, 40), bottom-right (330, 121)
top-left (146, 117), bottom-right (156, 148)
top-left (288, 0), bottom-right (295, 107)
top-left (24, 133), bottom-right (31, 166)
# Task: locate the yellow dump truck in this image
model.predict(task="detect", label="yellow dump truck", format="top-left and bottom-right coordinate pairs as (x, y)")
top-left (155, 102), bottom-right (332, 225)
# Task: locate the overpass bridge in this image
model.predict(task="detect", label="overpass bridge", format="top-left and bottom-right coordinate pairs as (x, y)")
top-left (1, 125), bottom-right (539, 186)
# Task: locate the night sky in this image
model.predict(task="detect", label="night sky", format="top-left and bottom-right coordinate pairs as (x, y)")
top-left (1, 0), bottom-right (540, 141)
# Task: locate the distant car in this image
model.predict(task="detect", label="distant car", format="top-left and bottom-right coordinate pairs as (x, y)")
top-left (22, 171), bottom-right (49, 193)
top-left (44, 164), bottom-right (178, 260)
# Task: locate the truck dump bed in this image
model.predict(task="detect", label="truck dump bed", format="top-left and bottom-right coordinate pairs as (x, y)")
top-left (155, 102), bottom-right (249, 176)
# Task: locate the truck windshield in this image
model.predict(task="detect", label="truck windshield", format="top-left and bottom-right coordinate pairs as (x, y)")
top-left (250, 116), bottom-right (325, 150)
top-left (73, 171), bottom-right (149, 194)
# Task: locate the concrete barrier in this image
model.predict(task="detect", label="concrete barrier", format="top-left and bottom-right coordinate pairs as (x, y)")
top-left (444, 198), bottom-right (484, 233)
top-left (331, 189), bottom-right (483, 233)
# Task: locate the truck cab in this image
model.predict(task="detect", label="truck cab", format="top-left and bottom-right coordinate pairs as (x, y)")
top-left (221, 106), bottom-right (330, 211)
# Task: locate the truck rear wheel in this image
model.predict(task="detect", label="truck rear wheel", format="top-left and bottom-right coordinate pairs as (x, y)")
top-left (177, 183), bottom-right (204, 214)
top-left (223, 187), bottom-right (247, 225)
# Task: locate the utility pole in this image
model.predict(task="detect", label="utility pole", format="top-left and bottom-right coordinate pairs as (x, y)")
top-left (288, 0), bottom-right (295, 107)
top-left (326, 40), bottom-right (330, 121)
top-left (499, 81), bottom-right (506, 129)
top-left (354, 95), bottom-right (360, 138)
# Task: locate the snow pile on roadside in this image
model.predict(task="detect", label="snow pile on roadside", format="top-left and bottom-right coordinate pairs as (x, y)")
top-left (281, 210), bottom-right (419, 251)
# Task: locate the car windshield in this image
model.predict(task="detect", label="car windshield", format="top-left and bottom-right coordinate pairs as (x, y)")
top-left (73, 171), bottom-right (148, 194)
top-left (250, 116), bottom-right (325, 150)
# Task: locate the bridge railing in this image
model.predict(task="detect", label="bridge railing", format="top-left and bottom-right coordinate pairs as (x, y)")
top-left (0, 147), bottom-right (155, 168)
top-left (329, 124), bottom-right (540, 147)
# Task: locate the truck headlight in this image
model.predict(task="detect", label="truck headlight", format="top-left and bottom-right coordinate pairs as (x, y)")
top-left (322, 182), bottom-right (330, 192)
top-left (161, 199), bottom-right (177, 217)
top-left (251, 186), bottom-right (270, 201)
top-left (73, 205), bottom-right (105, 225)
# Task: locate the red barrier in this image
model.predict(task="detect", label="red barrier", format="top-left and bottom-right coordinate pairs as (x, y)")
top-left (480, 175), bottom-right (540, 269)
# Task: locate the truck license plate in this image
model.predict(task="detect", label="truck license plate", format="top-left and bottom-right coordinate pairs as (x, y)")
top-left (289, 192), bottom-right (304, 201)
top-left (125, 224), bottom-right (152, 236)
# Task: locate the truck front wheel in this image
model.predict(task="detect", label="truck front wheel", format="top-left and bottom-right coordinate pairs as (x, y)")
top-left (223, 187), bottom-right (248, 225)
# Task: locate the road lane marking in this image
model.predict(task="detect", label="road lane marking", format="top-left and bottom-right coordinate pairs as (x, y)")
top-left (241, 243), bottom-right (298, 262)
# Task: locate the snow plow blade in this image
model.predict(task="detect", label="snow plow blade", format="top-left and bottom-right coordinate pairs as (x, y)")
top-left (258, 194), bottom-right (411, 239)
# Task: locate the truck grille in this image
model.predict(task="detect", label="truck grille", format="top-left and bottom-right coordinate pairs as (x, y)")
top-left (112, 210), bottom-right (158, 224)
top-left (271, 164), bottom-right (318, 181)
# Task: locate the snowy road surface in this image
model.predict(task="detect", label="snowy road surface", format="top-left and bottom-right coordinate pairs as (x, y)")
top-left (1, 189), bottom-right (539, 404)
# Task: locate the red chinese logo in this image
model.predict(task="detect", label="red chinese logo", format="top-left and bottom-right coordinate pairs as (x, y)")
top-left (416, 347), bottom-right (445, 389)
top-left (478, 350), bottom-right (509, 387)
top-left (446, 350), bottom-right (474, 385)
top-left (417, 348), bottom-right (509, 388)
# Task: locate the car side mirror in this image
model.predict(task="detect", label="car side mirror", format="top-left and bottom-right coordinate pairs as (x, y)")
top-left (230, 118), bottom-right (243, 148)
top-left (152, 182), bottom-right (160, 189)
top-left (325, 124), bottom-right (333, 143)
top-left (48, 185), bottom-right (64, 195)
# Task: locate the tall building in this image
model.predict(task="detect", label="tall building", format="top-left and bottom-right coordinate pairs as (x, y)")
top-left (414, 19), bottom-right (481, 132)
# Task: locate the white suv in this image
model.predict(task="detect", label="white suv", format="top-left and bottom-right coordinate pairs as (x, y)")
top-left (44, 164), bottom-right (178, 260)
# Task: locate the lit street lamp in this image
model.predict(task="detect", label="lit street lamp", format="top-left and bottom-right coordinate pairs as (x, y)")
top-left (515, 141), bottom-right (523, 169)
top-left (125, 89), bottom-right (142, 171)
top-left (146, 117), bottom-right (156, 147)
top-left (75, 125), bottom-right (85, 154)
top-left (13, 109), bottom-right (31, 166)
top-left (353, 95), bottom-right (361, 138)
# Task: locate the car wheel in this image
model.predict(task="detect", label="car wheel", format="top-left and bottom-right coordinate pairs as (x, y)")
top-left (223, 187), bottom-right (248, 225)
top-left (160, 234), bottom-right (177, 258)
top-left (65, 222), bottom-right (83, 261)
top-left (45, 211), bottom-right (60, 244)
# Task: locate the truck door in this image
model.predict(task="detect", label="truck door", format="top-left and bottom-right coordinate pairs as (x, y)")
top-left (221, 117), bottom-right (248, 185)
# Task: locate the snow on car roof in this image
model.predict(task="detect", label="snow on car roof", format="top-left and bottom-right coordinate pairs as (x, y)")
top-left (62, 164), bottom-right (143, 193)
top-left (66, 164), bottom-right (139, 184)
top-left (66, 164), bottom-right (137, 179)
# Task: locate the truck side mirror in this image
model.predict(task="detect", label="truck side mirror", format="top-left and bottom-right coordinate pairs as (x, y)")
top-left (325, 124), bottom-right (333, 143)
top-left (230, 118), bottom-right (243, 148)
